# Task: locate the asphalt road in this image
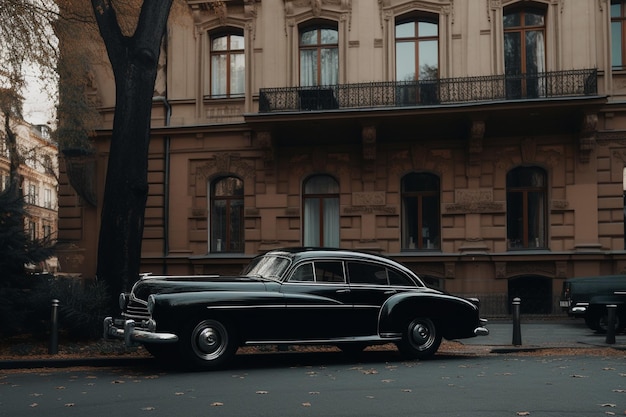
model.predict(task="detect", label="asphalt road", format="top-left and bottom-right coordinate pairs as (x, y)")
top-left (1, 346), bottom-right (624, 417)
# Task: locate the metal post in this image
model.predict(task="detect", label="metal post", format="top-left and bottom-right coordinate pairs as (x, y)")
top-left (605, 305), bottom-right (617, 345)
top-left (49, 299), bottom-right (59, 355)
top-left (512, 297), bottom-right (522, 346)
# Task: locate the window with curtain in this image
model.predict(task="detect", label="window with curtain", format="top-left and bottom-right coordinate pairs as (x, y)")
top-left (303, 175), bottom-right (339, 247)
top-left (210, 31), bottom-right (245, 98)
top-left (211, 176), bottom-right (244, 253)
top-left (612, 1), bottom-right (626, 69)
top-left (507, 167), bottom-right (547, 250)
top-left (299, 26), bottom-right (339, 86)
top-left (503, 7), bottom-right (546, 98)
top-left (401, 172), bottom-right (440, 251)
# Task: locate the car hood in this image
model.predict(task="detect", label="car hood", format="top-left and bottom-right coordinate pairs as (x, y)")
top-left (130, 275), bottom-right (272, 302)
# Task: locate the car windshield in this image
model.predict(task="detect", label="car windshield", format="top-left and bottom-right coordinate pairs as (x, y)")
top-left (242, 255), bottom-right (291, 280)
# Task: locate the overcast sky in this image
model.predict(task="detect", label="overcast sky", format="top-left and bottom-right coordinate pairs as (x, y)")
top-left (23, 66), bottom-right (56, 126)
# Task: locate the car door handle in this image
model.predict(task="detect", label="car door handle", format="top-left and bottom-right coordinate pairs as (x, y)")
top-left (336, 289), bottom-right (350, 294)
top-left (384, 290), bottom-right (397, 295)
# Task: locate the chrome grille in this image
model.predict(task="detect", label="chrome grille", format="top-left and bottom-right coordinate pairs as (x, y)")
top-left (123, 300), bottom-right (151, 322)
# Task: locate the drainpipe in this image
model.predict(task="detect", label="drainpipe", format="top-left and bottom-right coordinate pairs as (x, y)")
top-left (153, 96), bottom-right (171, 274)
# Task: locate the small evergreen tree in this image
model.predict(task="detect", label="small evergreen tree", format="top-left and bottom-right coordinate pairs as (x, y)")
top-left (0, 184), bottom-right (55, 335)
top-left (0, 184), bottom-right (55, 287)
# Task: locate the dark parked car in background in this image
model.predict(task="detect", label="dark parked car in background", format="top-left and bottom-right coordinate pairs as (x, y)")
top-left (105, 248), bottom-right (489, 369)
top-left (560, 275), bottom-right (626, 332)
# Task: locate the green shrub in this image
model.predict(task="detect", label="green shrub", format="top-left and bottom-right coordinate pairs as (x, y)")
top-left (0, 276), bottom-right (113, 340)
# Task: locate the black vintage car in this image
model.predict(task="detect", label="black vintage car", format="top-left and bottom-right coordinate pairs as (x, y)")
top-left (104, 248), bottom-right (488, 369)
top-left (560, 275), bottom-right (626, 332)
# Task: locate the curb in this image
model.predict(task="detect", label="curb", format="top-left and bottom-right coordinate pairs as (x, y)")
top-left (0, 356), bottom-right (153, 370)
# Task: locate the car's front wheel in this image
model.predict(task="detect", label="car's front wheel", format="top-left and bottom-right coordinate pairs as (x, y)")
top-left (585, 306), bottom-right (625, 334)
top-left (396, 317), bottom-right (442, 359)
top-left (180, 318), bottom-right (237, 370)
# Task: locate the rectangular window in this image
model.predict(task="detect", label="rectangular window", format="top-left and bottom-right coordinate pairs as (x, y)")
top-left (44, 188), bottom-right (52, 209)
top-left (27, 220), bottom-right (36, 241)
top-left (313, 261), bottom-right (345, 283)
top-left (210, 176), bottom-right (244, 253)
top-left (506, 167), bottom-right (547, 250)
top-left (43, 223), bottom-right (52, 239)
top-left (26, 184), bottom-right (38, 205)
top-left (612, 1), bottom-right (626, 69)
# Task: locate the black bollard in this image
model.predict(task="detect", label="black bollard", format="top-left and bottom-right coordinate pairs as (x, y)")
top-left (512, 297), bottom-right (522, 346)
top-left (49, 299), bottom-right (59, 354)
top-left (605, 305), bottom-right (617, 345)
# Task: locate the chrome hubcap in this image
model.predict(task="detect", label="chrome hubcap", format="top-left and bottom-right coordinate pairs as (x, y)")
top-left (408, 319), bottom-right (435, 351)
top-left (191, 320), bottom-right (228, 361)
top-left (198, 328), bottom-right (220, 354)
top-left (412, 323), bottom-right (430, 345)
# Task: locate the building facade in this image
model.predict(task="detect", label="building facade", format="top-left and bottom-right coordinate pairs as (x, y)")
top-left (1, 120), bottom-right (59, 273)
top-left (58, 0), bottom-right (626, 315)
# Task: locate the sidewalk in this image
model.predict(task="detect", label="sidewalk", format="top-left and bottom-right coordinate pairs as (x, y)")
top-left (1, 319), bottom-right (624, 370)
top-left (460, 318), bottom-right (626, 352)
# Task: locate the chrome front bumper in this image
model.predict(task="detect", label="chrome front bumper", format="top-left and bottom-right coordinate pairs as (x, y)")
top-left (474, 326), bottom-right (489, 336)
top-left (103, 317), bottom-right (178, 347)
top-left (474, 318), bottom-right (489, 336)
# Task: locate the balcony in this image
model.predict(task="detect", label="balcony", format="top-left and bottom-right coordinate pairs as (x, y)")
top-left (258, 69), bottom-right (598, 113)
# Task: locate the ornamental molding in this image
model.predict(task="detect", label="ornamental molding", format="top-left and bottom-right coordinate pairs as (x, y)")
top-left (495, 261), bottom-right (565, 279)
top-left (443, 189), bottom-right (505, 214)
top-left (597, 130), bottom-right (626, 144)
top-left (352, 191), bottom-right (386, 206)
top-left (284, 0), bottom-right (353, 29)
top-left (195, 153), bottom-right (255, 181)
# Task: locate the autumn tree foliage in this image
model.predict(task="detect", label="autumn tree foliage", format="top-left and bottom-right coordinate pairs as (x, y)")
top-left (0, 1), bottom-right (57, 283)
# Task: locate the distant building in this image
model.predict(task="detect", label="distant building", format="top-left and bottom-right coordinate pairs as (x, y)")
top-left (0, 119), bottom-right (58, 273)
top-left (57, 0), bottom-right (626, 315)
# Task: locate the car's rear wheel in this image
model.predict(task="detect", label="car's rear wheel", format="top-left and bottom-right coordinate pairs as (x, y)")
top-left (595, 313), bottom-right (622, 334)
top-left (180, 319), bottom-right (237, 370)
top-left (586, 309), bottom-right (623, 333)
top-left (396, 317), bottom-right (442, 359)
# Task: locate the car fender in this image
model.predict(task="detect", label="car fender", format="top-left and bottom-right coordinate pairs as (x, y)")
top-left (588, 294), bottom-right (626, 307)
top-left (378, 292), bottom-right (479, 340)
top-left (149, 291), bottom-right (286, 326)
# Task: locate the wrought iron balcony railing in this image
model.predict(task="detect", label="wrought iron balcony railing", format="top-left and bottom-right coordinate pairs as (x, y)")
top-left (258, 69), bottom-right (597, 113)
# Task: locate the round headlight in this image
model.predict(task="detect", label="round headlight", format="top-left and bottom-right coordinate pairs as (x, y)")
top-left (147, 294), bottom-right (156, 314)
top-left (119, 293), bottom-right (129, 310)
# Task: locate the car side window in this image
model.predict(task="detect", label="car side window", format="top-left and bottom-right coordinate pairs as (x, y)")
top-left (288, 263), bottom-right (315, 282)
top-left (347, 262), bottom-right (388, 285)
top-left (388, 268), bottom-right (418, 287)
top-left (314, 261), bottom-right (345, 283)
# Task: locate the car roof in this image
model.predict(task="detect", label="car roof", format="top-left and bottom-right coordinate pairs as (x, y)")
top-left (262, 247), bottom-right (417, 272)
top-left (565, 274), bottom-right (626, 283)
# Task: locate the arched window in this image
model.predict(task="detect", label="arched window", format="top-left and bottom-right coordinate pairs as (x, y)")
top-left (303, 175), bottom-right (339, 247)
top-left (395, 16), bottom-right (439, 82)
top-left (210, 176), bottom-right (244, 252)
top-left (395, 15), bottom-right (439, 105)
top-left (507, 166), bottom-right (547, 250)
top-left (503, 6), bottom-right (546, 98)
top-left (401, 172), bottom-right (440, 250)
top-left (210, 30), bottom-right (245, 98)
top-left (299, 25), bottom-right (339, 86)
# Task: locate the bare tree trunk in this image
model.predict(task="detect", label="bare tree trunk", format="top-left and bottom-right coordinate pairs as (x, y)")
top-left (2, 109), bottom-right (21, 199)
top-left (91, 0), bottom-right (173, 303)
